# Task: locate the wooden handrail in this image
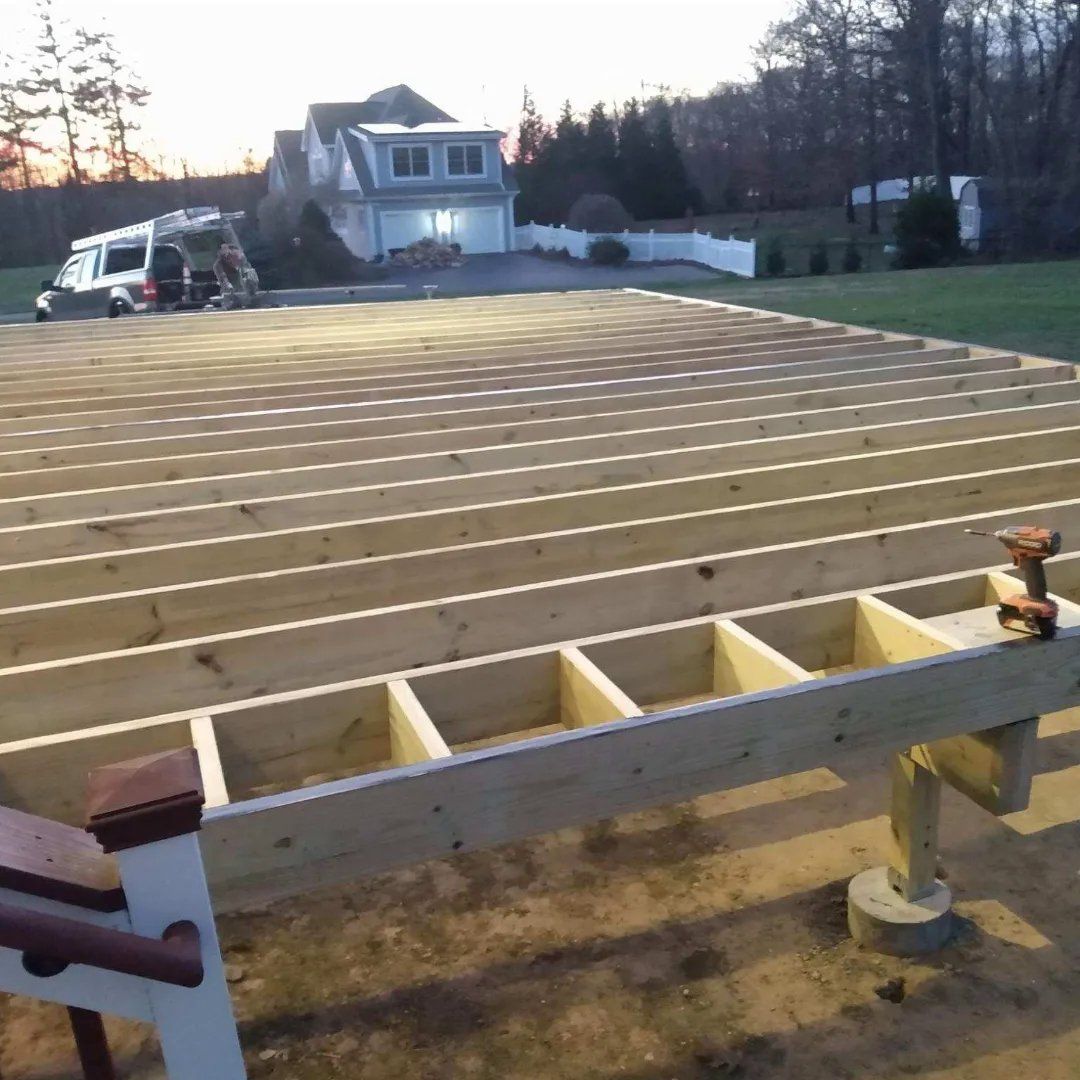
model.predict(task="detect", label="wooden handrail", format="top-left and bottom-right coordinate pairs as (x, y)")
top-left (0, 902), bottom-right (203, 988)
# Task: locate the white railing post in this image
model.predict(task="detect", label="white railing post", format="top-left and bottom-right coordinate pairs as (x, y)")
top-left (87, 749), bottom-right (247, 1080)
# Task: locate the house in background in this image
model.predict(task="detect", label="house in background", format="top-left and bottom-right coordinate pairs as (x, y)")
top-left (269, 84), bottom-right (518, 259)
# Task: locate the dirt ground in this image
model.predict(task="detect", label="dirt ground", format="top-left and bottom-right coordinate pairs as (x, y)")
top-left (2, 709), bottom-right (1078, 1080)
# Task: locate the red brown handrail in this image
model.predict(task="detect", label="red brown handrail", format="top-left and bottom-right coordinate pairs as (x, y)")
top-left (0, 902), bottom-right (203, 988)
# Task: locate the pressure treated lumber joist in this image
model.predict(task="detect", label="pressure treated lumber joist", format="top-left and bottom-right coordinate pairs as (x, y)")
top-left (1, 456), bottom-right (1078, 667)
top-left (5, 553), bottom-right (1078, 829)
top-left (0, 363), bottom-right (1063, 497)
top-left (0, 352), bottom-right (1043, 464)
top-left (2, 498), bottom-right (1079, 744)
top-left (0, 347), bottom-right (1014, 446)
top-left (0, 288), bottom-right (1075, 914)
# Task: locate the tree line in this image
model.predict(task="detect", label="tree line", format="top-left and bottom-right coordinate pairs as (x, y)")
top-left (515, 1), bottom-right (1080, 254)
top-left (1, 0), bottom-right (152, 188)
top-left (513, 89), bottom-right (699, 226)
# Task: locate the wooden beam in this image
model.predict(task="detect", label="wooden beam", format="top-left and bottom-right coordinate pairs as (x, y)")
top-left (2, 385), bottom-right (1075, 529)
top-left (0, 345), bottom-right (974, 438)
top-left (0, 365), bottom-right (1057, 498)
top-left (857, 594), bottom-right (1037, 815)
top-left (0, 312), bottom-right (791, 384)
top-left (3, 501), bottom-right (1079, 744)
top-left (0, 454), bottom-right (1077, 665)
top-left (189, 715), bottom-right (229, 808)
top-left (0, 353), bottom-right (1034, 463)
top-left (559, 647), bottom-right (642, 728)
top-left (0, 408), bottom-right (1074, 569)
top-left (7, 558), bottom-right (1079, 825)
top-left (387, 680), bottom-right (451, 765)
top-left (713, 620), bottom-right (813, 694)
top-left (197, 624), bottom-right (1080, 911)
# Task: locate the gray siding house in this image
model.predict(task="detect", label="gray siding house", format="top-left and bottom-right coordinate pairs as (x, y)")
top-left (269, 85), bottom-right (517, 259)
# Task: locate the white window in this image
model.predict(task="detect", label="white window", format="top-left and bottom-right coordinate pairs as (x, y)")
top-left (446, 143), bottom-right (485, 177)
top-left (391, 145), bottom-right (431, 178)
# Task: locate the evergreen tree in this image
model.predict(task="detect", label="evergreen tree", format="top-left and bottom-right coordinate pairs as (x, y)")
top-left (647, 99), bottom-right (696, 218)
top-left (615, 98), bottom-right (653, 219)
top-left (515, 85), bottom-right (548, 165)
top-left (584, 102), bottom-right (620, 195)
top-left (512, 85), bottom-right (551, 223)
top-left (541, 101), bottom-right (589, 220)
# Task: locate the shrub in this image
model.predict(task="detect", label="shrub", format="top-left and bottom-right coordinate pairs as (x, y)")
top-left (587, 236), bottom-right (630, 266)
top-left (249, 199), bottom-right (380, 288)
top-left (764, 238), bottom-right (786, 277)
top-left (568, 193), bottom-right (632, 234)
top-left (842, 240), bottom-right (863, 273)
top-left (808, 241), bottom-right (830, 275)
top-left (893, 190), bottom-right (961, 269)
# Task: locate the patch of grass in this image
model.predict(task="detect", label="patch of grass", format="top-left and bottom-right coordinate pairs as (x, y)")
top-left (0, 264), bottom-right (54, 315)
top-left (666, 259), bottom-right (1080, 363)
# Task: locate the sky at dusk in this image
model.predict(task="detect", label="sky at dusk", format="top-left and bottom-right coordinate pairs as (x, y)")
top-left (1, 0), bottom-right (793, 173)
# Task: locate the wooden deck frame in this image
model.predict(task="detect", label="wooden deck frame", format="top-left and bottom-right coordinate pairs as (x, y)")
top-left (0, 288), bottom-right (1076, 920)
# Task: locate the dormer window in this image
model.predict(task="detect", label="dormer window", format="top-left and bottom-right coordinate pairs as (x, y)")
top-left (446, 143), bottom-right (485, 177)
top-left (392, 145), bottom-right (431, 178)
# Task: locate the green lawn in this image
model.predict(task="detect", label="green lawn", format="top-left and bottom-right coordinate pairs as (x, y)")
top-left (0, 264), bottom-right (54, 315)
top-left (666, 260), bottom-right (1080, 363)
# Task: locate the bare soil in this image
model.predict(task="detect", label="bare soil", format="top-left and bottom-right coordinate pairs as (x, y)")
top-left (2, 711), bottom-right (1078, 1079)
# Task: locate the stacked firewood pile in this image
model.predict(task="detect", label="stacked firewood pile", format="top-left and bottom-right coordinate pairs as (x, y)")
top-left (390, 237), bottom-right (466, 269)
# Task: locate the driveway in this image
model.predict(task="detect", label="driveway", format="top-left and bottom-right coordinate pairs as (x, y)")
top-left (268, 253), bottom-right (720, 307)
top-left (0, 254), bottom-right (722, 325)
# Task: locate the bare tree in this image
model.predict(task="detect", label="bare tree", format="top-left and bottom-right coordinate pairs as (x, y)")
top-left (25, 0), bottom-right (101, 184)
top-left (0, 52), bottom-right (48, 189)
top-left (81, 31), bottom-right (151, 181)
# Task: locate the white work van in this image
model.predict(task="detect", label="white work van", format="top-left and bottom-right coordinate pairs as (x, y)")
top-left (35, 207), bottom-right (257, 322)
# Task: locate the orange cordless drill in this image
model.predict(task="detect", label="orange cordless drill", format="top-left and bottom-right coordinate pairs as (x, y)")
top-left (965, 525), bottom-right (1062, 640)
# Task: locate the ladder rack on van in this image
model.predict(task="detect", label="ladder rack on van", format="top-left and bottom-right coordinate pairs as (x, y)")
top-left (71, 208), bottom-right (246, 252)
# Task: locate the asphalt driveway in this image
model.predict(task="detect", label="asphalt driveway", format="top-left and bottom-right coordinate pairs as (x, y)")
top-left (0, 253), bottom-right (722, 325)
top-left (268, 253), bottom-right (721, 307)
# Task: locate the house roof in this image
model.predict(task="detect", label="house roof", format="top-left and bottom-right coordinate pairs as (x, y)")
top-left (309, 85), bottom-right (457, 145)
top-left (341, 129), bottom-right (377, 195)
top-left (363, 84), bottom-right (456, 127)
top-left (273, 129), bottom-right (305, 180)
top-left (308, 103), bottom-right (384, 145)
top-left (356, 121), bottom-right (503, 137)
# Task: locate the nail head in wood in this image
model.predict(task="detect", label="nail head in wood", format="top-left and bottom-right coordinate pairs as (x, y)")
top-left (85, 749), bottom-right (204, 853)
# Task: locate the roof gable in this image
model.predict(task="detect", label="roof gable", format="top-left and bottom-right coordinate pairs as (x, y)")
top-left (364, 84), bottom-right (456, 128)
top-left (307, 85), bottom-right (457, 146)
top-left (273, 129), bottom-right (306, 180)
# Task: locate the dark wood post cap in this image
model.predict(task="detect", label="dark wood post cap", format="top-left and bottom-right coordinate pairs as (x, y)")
top-left (85, 749), bottom-right (204, 854)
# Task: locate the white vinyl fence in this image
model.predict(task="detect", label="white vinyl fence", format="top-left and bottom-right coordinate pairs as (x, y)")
top-left (514, 222), bottom-right (757, 278)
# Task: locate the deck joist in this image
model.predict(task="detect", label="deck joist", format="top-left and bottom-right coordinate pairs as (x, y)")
top-left (0, 288), bottom-right (1077, 911)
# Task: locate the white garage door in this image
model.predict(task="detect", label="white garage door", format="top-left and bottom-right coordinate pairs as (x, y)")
top-left (380, 210), bottom-right (435, 252)
top-left (453, 207), bottom-right (505, 253)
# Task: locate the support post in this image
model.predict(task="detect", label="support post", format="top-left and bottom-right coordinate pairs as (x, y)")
top-left (68, 1006), bottom-right (116, 1080)
top-left (847, 749), bottom-right (953, 955)
top-left (888, 750), bottom-right (941, 901)
top-left (86, 749), bottom-right (246, 1080)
